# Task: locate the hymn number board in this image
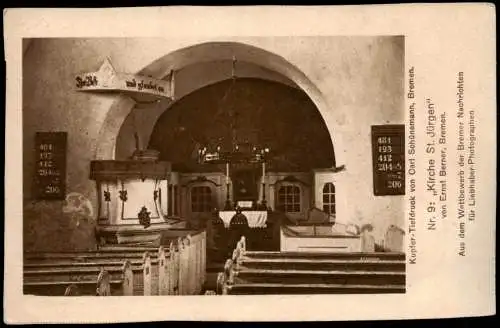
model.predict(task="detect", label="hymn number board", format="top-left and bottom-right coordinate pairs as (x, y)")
top-left (371, 125), bottom-right (405, 196)
top-left (34, 132), bottom-right (67, 200)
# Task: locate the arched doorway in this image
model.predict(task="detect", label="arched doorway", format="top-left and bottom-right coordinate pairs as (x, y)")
top-left (145, 77), bottom-right (334, 225)
top-left (148, 78), bottom-right (335, 172)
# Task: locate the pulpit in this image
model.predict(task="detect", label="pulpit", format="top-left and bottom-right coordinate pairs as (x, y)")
top-left (90, 151), bottom-right (172, 245)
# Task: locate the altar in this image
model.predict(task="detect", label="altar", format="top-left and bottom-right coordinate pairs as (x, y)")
top-left (219, 210), bottom-right (268, 228)
top-left (198, 140), bottom-right (271, 231)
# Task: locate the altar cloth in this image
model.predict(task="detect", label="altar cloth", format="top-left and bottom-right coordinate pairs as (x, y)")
top-left (219, 210), bottom-right (268, 228)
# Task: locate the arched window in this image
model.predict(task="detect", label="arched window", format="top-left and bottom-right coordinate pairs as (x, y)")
top-left (277, 185), bottom-right (301, 213)
top-left (191, 185), bottom-right (212, 213)
top-left (323, 183), bottom-right (336, 215)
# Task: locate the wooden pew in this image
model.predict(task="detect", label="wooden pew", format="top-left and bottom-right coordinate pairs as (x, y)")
top-left (187, 231), bottom-right (207, 294)
top-left (159, 230), bottom-right (206, 295)
top-left (177, 236), bottom-right (198, 295)
top-left (24, 247), bottom-right (160, 264)
top-left (157, 245), bottom-right (170, 295)
top-left (158, 229), bottom-right (206, 295)
top-left (24, 261), bottom-right (134, 296)
top-left (217, 237), bottom-right (406, 295)
top-left (24, 229), bottom-right (207, 296)
top-left (24, 248), bottom-right (161, 296)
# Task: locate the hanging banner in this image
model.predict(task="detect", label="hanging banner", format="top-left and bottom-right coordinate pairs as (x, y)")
top-left (75, 58), bottom-right (175, 99)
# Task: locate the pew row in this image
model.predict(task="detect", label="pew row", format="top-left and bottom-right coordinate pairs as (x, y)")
top-left (23, 230), bottom-right (207, 296)
top-left (24, 261), bottom-right (134, 296)
top-left (217, 237), bottom-right (406, 295)
top-left (24, 251), bottom-right (157, 296)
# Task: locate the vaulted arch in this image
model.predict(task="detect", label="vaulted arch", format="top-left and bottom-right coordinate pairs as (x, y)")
top-left (95, 41), bottom-right (344, 168)
top-left (147, 78), bottom-right (335, 172)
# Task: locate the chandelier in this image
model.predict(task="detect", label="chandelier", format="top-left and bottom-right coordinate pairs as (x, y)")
top-left (198, 144), bottom-right (270, 165)
top-left (197, 56), bottom-right (271, 166)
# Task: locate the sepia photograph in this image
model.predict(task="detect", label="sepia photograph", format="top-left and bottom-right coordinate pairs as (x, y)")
top-left (22, 36), bottom-right (405, 297)
top-left (5, 5), bottom-right (495, 323)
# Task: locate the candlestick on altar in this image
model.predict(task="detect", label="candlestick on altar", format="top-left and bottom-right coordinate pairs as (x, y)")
top-left (225, 162), bottom-right (230, 183)
top-left (261, 161), bottom-right (267, 207)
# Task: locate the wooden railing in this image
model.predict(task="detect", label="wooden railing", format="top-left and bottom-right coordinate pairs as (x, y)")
top-left (24, 230), bottom-right (206, 296)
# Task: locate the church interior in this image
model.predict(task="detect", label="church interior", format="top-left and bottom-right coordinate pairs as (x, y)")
top-left (22, 37), bottom-right (406, 295)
